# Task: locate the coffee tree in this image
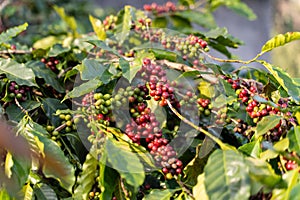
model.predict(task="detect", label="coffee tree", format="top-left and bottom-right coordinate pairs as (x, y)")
top-left (1, 1), bottom-right (300, 199)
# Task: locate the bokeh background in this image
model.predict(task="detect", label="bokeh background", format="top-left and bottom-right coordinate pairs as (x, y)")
top-left (0, 0), bottom-right (299, 77)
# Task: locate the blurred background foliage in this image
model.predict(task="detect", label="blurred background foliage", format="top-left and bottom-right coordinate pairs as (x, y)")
top-left (272, 0), bottom-right (300, 78)
top-left (1, 0), bottom-right (300, 77)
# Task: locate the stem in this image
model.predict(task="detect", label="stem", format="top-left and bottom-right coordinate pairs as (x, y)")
top-left (14, 98), bottom-right (28, 115)
top-left (166, 99), bottom-right (235, 151)
top-left (177, 180), bottom-right (194, 199)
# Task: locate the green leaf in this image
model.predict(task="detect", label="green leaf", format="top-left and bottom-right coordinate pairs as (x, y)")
top-left (184, 142), bottom-right (210, 186)
top-left (105, 138), bottom-right (145, 191)
top-left (258, 60), bottom-right (300, 103)
top-left (204, 149), bottom-right (250, 200)
top-left (33, 183), bottom-right (58, 200)
top-left (6, 100), bottom-right (41, 122)
top-left (53, 6), bottom-right (78, 36)
top-left (119, 58), bottom-right (130, 78)
top-left (4, 152), bottom-right (13, 179)
top-left (144, 189), bottom-right (177, 200)
top-left (24, 120), bottom-right (75, 192)
top-left (48, 44), bottom-right (71, 57)
top-left (89, 15), bottom-right (106, 40)
top-left (42, 98), bottom-right (68, 127)
top-left (261, 32), bottom-right (300, 53)
top-left (246, 157), bottom-right (282, 189)
top-left (87, 40), bottom-right (120, 56)
top-left (271, 169), bottom-right (299, 200)
top-left (26, 61), bottom-right (65, 93)
top-left (193, 174), bottom-right (209, 200)
top-left (152, 17), bottom-right (168, 28)
top-left (287, 126), bottom-right (300, 154)
top-left (238, 140), bottom-right (261, 158)
top-left (290, 182), bottom-right (300, 200)
top-left (210, 0), bottom-right (256, 20)
top-left (175, 10), bottom-right (216, 29)
top-left (116, 6), bottom-right (134, 44)
top-left (33, 36), bottom-right (62, 50)
top-left (255, 115), bottom-right (282, 138)
top-left (63, 79), bottom-right (103, 100)
top-left (0, 23), bottom-right (28, 45)
top-left (0, 188), bottom-right (14, 200)
top-left (0, 59), bottom-right (37, 87)
top-left (98, 151), bottom-right (118, 200)
top-left (260, 138), bottom-right (289, 160)
top-left (73, 154), bottom-right (98, 200)
top-left (75, 59), bottom-right (109, 81)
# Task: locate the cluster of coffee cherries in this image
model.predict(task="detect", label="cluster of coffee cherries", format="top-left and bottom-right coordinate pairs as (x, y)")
top-left (214, 107), bottom-right (231, 125)
top-left (143, 2), bottom-right (177, 14)
top-left (81, 92), bottom-right (113, 127)
top-left (223, 75), bottom-right (295, 141)
top-left (41, 57), bottom-right (60, 73)
top-left (103, 15), bottom-right (118, 31)
top-left (233, 119), bottom-right (253, 140)
top-left (282, 152), bottom-right (299, 171)
top-left (4, 81), bottom-right (30, 102)
top-left (138, 58), bottom-right (180, 108)
top-left (121, 97), bottom-right (183, 178)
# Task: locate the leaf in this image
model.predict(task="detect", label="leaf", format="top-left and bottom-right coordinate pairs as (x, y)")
top-left (184, 142), bottom-right (211, 186)
top-left (0, 23), bottom-right (28, 45)
top-left (261, 32), bottom-right (300, 53)
top-left (258, 60), bottom-right (300, 103)
top-left (193, 174), bottom-right (209, 200)
top-left (23, 182), bottom-right (33, 200)
top-left (63, 79), bottom-right (103, 100)
top-left (123, 50), bottom-right (154, 83)
top-left (98, 151), bottom-right (118, 200)
top-left (210, 0), bottom-right (256, 20)
top-left (255, 115), bottom-right (282, 138)
top-left (33, 36), bottom-right (62, 50)
top-left (289, 182), bottom-right (300, 200)
top-left (116, 6), bottom-right (134, 44)
top-left (26, 61), bottom-right (65, 93)
top-left (287, 126), bottom-right (300, 154)
top-left (204, 149), bottom-right (250, 200)
top-left (175, 10), bottom-right (216, 29)
top-left (89, 15), bottom-right (106, 40)
top-left (75, 59), bottom-right (109, 81)
top-left (0, 59), bottom-right (37, 87)
top-left (260, 138), bottom-right (289, 160)
top-left (144, 189), bottom-right (177, 200)
top-left (48, 44), bottom-right (71, 57)
top-left (119, 58), bottom-right (130, 78)
top-left (5, 151), bottom-right (13, 179)
top-left (105, 138), bottom-right (145, 191)
top-left (73, 154), bottom-right (98, 200)
top-left (53, 6), bottom-right (78, 36)
top-left (238, 140), bottom-right (261, 158)
top-left (0, 188), bottom-right (14, 200)
top-left (271, 169), bottom-right (299, 200)
top-left (21, 119), bottom-right (75, 192)
top-left (246, 157), bottom-right (282, 189)
top-left (42, 98), bottom-right (68, 127)
top-left (87, 40), bottom-right (120, 56)
top-left (6, 101), bottom-right (41, 122)
top-left (33, 184), bottom-right (58, 200)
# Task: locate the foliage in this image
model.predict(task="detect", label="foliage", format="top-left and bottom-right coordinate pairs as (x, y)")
top-left (0, 1), bottom-right (300, 200)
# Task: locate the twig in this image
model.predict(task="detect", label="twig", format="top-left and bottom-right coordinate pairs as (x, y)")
top-left (120, 178), bottom-right (129, 198)
top-left (0, 49), bottom-right (32, 55)
top-left (177, 180), bottom-right (194, 199)
top-left (166, 99), bottom-right (235, 150)
top-left (14, 98), bottom-right (28, 115)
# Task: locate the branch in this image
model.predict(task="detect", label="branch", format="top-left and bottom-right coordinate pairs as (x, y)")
top-left (166, 99), bottom-right (235, 151)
